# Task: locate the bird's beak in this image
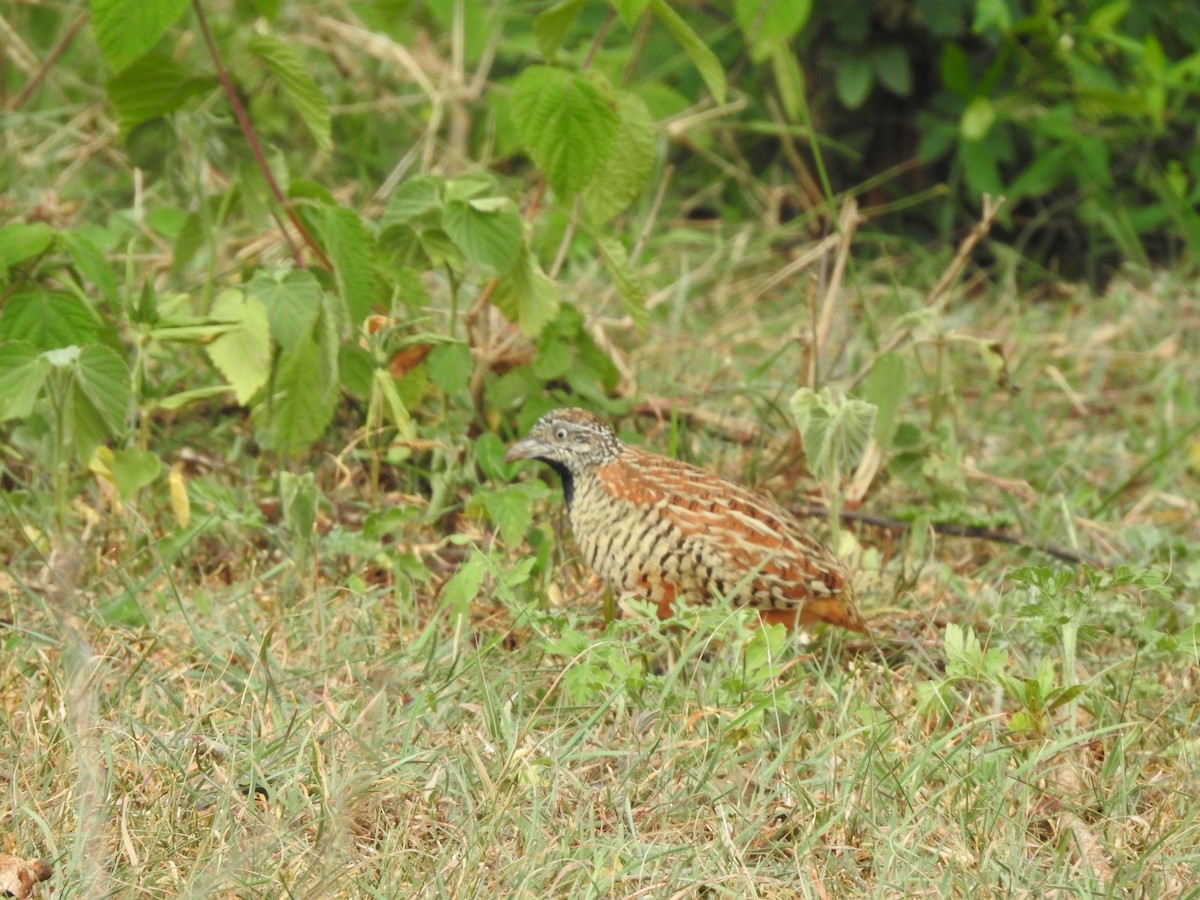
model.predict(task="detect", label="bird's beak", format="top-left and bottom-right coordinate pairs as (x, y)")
top-left (504, 437), bottom-right (550, 463)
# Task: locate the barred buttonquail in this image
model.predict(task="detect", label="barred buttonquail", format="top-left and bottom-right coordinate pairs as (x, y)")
top-left (505, 408), bottom-right (868, 633)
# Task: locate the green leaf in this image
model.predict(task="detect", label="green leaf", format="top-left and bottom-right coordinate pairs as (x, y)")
top-left (382, 177), bottom-right (444, 226)
top-left (248, 268), bottom-right (324, 351)
top-left (611, 0), bottom-right (650, 27)
top-left (109, 447), bottom-right (161, 499)
top-left (280, 470), bottom-right (318, 546)
top-left (591, 233), bottom-right (647, 335)
top-left (872, 44), bottom-right (912, 97)
top-left (473, 432), bottom-right (512, 482)
top-left (206, 290), bottom-right (272, 404)
top-left (91, 0), bottom-right (189, 74)
top-left (0, 222), bottom-right (55, 273)
top-left (768, 39), bottom-right (807, 120)
top-left (246, 33), bottom-right (332, 152)
top-left (314, 204), bottom-right (378, 325)
top-left (647, 0), bottom-right (726, 104)
top-left (259, 298), bottom-right (338, 452)
top-left (441, 551), bottom-right (486, 619)
top-left (789, 387), bottom-right (877, 480)
top-left (442, 198), bottom-right (525, 272)
top-left (427, 342), bottom-right (472, 395)
top-left (0, 292), bottom-right (100, 349)
top-left (960, 96), bottom-right (996, 141)
top-left (959, 136), bottom-right (1003, 197)
top-left (860, 352), bottom-right (907, 447)
top-left (73, 344), bottom-right (132, 435)
top-left (477, 485), bottom-right (535, 546)
top-left (0, 341), bottom-right (49, 421)
top-left (511, 66), bottom-right (621, 197)
top-left (940, 43), bottom-right (972, 96)
top-left (735, 0), bottom-right (812, 56)
top-left (973, 0), bottom-right (1012, 33)
top-left (106, 52), bottom-right (216, 131)
top-left (492, 248), bottom-right (560, 337)
top-left (62, 231), bottom-right (120, 303)
top-left (583, 90), bottom-right (657, 224)
top-left (836, 56), bottom-right (873, 109)
top-left (534, 0), bottom-right (587, 59)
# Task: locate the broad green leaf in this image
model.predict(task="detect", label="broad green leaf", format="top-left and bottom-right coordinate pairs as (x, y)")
top-left (382, 177), bottom-right (444, 226)
top-left (109, 447), bottom-right (161, 499)
top-left (735, 0), bottom-right (812, 56)
top-left (246, 33), bottom-right (332, 152)
top-left (611, 0), bottom-right (650, 27)
top-left (441, 551), bottom-right (486, 618)
top-left (62, 231), bottom-right (119, 303)
top-left (443, 174), bottom-right (501, 203)
top-left (836, 56), bottom-right (873, 109)
top-left (478, 485), bottom-right (534, 546)
top-left (940, 43), bottom-right (972, 96)
top-left (492, 248), bottom-right (560, 337)
top-left (124, 117), bottom-right (177, 176)
top-left (0, 222), bottom-right (55, 273)
top-left (106, 52), bottom-right (217, 131)
top-left (91, 0), bottom-right (189, 74)
top-left (247, 0), bottom-right (283, 18)
top-left (427, 342), bottom-right (472, 395)
top-left (280, 470), bottom-right (318, 543)
top-left (247, 268), bottom-right (324, 352)
top-left (960, 96), bottom-right (996, 141)
top-left (534, 0), bottom-right (587, 59)
top-left (206, 290), bottom-right (272, 404)
top-left (0, 342), bottom-right (49, 421)
top-left (583, 90), bottom-right (657, 224)
top-left (872, 44), bottom-right (912, 97)
top-left (0, 292), bottom-right (99, 349)
top-left (860, 352), bottom-right (907, 446)
top-left (531, 339), bottom-right (571, 380)
top-left (959, 137), bottom-right (1003, 197)
top-left (647, 0), bottom-right (726, 104)
top-left (442, 198), bottom-right (524, 272)
top-left (973, 0), bottom-right (1012, 33)
top-left (416, 228), bottom-right (466, 273)
top-left (511, 66), bottom-right (620, 197)
top-left (260, 299), bottom-right (338, 452)
top-left (315, 204), bottom-right (378, 326)
top-left (73, 344), bottom-right (132, 434)
top-left (591, 233), bottom-right (647, 335)
top-left (789, 387), bottom-right (876, 480)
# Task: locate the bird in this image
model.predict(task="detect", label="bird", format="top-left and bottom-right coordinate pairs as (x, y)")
top-left (505, 407), bottom-right (868, 634)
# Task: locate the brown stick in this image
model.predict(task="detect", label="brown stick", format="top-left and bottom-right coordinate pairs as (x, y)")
top-left (794, 504), bottom-right (1103, 567)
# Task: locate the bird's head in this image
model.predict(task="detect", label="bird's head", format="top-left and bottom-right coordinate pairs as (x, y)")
top-left (504, 408), bottom-right (623, 476)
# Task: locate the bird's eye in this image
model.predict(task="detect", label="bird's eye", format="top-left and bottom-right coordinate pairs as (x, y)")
top-left (554, 427), bottom-right (568, 440)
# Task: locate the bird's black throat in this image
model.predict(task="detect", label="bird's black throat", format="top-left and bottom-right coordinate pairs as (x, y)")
top-left (542, 458), bottom-right (574, 509)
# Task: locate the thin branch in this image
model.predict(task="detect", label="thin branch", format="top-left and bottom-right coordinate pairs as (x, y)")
top-left (191, 0), bottom-right (332, 270)
top-left (794, 504), bottom-right (1104, 567)
top-left (11, 11), bottom-right (89, 110)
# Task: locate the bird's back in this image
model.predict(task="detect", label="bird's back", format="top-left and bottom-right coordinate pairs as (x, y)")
top-left (569, 443), bottom-right (867, 633)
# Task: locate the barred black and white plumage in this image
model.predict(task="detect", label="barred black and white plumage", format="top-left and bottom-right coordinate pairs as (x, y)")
top-left (505, 408), bottom-right (868, 633)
